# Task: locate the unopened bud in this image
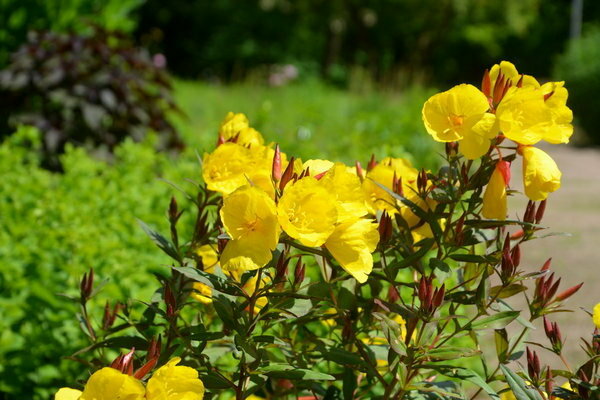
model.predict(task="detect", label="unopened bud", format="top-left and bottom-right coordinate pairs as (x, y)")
top-left (445, 142), bottom-right (458, 158)
top-left (388, 285), bottom-right (400, 303)
top-left (367, 154), bottom-right (377, 171)
top-left (294, 259), bottom-right (305, 286)
top-left (535, 199), bottom-right (547, 224)
top-left (217, 135), bottom-right (225, 146)
top-left (275, 253), bottom-right (290, 283)
top-left (355, 161), bottom-right (364, 179)
top-left (279, 156), bottom-right (295, 191)
top-left (272, 144), bottom-right (282, 181)
top-left (510, 245), bottom-right (521, 267)
top-left (554, 282), bottom-right (583, 302)
top-left (80, 268), bottom-right (94, 301)
top-left (164, 285), bottom-right (176, 317)
top-left (169, 196), bottom-right (178, 221)
top-left (481, 69), bottom-right (491, 97)
top-left (378, 212), bottom-right (393, 244)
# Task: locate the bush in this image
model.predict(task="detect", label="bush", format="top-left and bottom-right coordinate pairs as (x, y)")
top-left (554, 27), bottom-right (600, 145)
top-left (0, 27), bottom-right (181, 170)
top-left (0, 127), bottom-right (197, 399)
top-left (0, 0), bottom-right (143, 67)
top-left (54, 62), bottom-right (592, 400)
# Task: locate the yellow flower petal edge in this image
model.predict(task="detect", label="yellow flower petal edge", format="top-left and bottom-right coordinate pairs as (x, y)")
top-left (55, 388), bottom-right (82, 400)
top-left (80, 367), bottom-right (145, 400)
top-left (146, 357), bottom-right (205, 400)
top-left (325, 218), bottom-right (379, 283)
top-left (521, 146), bottom-right (561, 201)
top-left (482, 163), bottom-right (508, 220)
top-left (593, 303), bottom-right (600, 329)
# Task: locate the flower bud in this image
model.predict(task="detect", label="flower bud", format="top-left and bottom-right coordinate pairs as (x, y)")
top-left (481, 69), bottom-right (491, 97)
top-left (355, 161), bottom-right (364, 179)
top-left (367, 154), bottom-right (377, 171)
top-left (279, 156), bottom-right (296, 191)
top-left (378, 212), bottom-right (393, 244)
top-left (294, 258), bottom-right (305, 286)
top-left (272, 144), bottom-right (282, 181)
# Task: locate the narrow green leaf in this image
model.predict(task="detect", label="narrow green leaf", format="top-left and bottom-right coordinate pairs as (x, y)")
top-left (470, 311), bottom-right (520, 330)
top-left (500, 365), bottom-right (545, 400)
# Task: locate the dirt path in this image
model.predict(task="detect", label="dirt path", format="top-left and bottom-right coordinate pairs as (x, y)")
top-left (507, 143), bottom-right (600, 368)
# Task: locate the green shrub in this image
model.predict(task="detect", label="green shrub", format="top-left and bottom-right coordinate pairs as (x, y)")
top-left (554, 26), bottom-right (600, 145)
top-left (0, 27), bottom-right (181, 170)
top-left (0, 127), bottom-right (196, 399)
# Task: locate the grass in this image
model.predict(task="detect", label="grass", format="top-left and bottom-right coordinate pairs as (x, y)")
top-left (172, 80), bottom-right (440, 169)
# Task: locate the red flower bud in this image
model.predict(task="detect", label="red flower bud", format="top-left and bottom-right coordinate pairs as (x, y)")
top-left (554, 282), bottom-right (583, 302)
top-left (535, 199), bottom-right (547, 224)
top-left (272, 144), bottom-right (282, 181)
top-left (367, 154), bottom-right (377, 171)
top-left (481, 69), bottom-right (491, 97)
top-left (279, 156), bottom-right (296, 191)
top-left (355, 161), bottom-right (364, 179)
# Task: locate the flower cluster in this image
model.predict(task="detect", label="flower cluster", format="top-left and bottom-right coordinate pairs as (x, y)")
top-left (422, 60), bottom-right (572, 219)
top-left (55, 357), bottom-right (204, 400)
top-left (201, 112), bottom-right (436, 284)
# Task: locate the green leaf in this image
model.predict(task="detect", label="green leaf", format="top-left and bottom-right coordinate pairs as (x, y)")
top-left (138, 219), bottom-right (180, 262)
top-left (374, 312), bottom-right (407, 356)
top-left (470, 311), bottom-right (520, 330)
top-left (429, 366), bottom-right (499, 399)
top-left (450, 253), bottom-right (496, 263)
top-left (342, 368), bottom-right (357, 400)
top-left (495, 329), bottom-right (509, 363)
top-left (500, 365), bottom-right (545, 400)
top-left (173, 266), bottom-right (242, 296)
top-left (258, 364), bottom-right (335, 380)
top-left (320, 347), bottom-right (365, 366)
top-left (490, 284), bottom-right (528, 299)
top-left (200, 371), bottom-right (234, 389)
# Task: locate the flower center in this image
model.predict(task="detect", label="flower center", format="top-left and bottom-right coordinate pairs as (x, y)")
top-left (448, 114), bottom-right (464, 127)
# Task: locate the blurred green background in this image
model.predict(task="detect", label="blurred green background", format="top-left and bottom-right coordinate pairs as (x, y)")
top-left (1, 0), bottom-right (600, 398)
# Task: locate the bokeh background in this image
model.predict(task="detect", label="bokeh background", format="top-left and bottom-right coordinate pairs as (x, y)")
top-left (1, 0), bottom-right (600, 398)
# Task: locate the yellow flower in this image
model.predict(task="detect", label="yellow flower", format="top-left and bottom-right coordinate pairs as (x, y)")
top-left (202, 142), bottom-right (255, 196)
top-left (362, 157), bottom-right (418, 215)
top-left (242, 274), bottom-right (271, 312)
top-left (593, 303), bottom-right (600, 329)
top-left (146, 357), bottom-right (205, 400)
top-left (496, 86), bottom-right (554, 146)
top-left (220, 186), bottom-right (280, 271)
top-left (321, 163), bottom-right (369, 223)
top-left (500, 390), bottom-right (517, 400)
top-left (302, 159), bottom-right (334, 176)
top-left (489, 61), bottom-right (540, 89)
top-left (521, 146), bottom-right (561, 201)
top-left (422, 84), bottom-right (497, 159)
top-left (277, 177), bottom-right (338, 247)
top-left (482, 163), bottom-right (509, 220)
top-left (55, 388), bottom-right (82, 400)
top-left (218, 112), bottom-right (264, 147)
top-left (540, 81), bottom-right (573, 144)
top-left (54, 367), bottom-right (146, 400)
top-left (191, 244), bottom-right (219, 304)
top-left (324, 218), bottom-right (379, 283)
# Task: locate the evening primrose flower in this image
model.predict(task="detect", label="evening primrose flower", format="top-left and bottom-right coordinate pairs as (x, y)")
top-left (146, 357), bottom-right (205, 400)
top-left (277, 176), bottom-right (338, 247)
top-left (218, 112), bottom-right (264, 146)
top-left (422, 84), bottom-right (497, 159)
top-left (593, 303), bottom-right (600, 328)
top-left (191, 244), bottom-right (219, 304)
top-left (521, 146), bottom-right (561, 201)
top-left (220, 185), bottom-right (280, 271)
top-left (242, 274), bottom-right (271, 312)
top-left (482, 161), bottom-right (510, 220)
top-left (362, 157), bottom-right (419, 214)
top-left (55, 367), bottom-right (145, 400)
top-left (324, 218), bottom-right (379, 283)
top-left (202, 142), bottom-right (255, 195)
top-left (321, 163), bottom-right (369, 222)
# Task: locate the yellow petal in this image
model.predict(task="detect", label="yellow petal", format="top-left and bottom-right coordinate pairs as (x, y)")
top-left (191, 282), bottom-right (213, 304)
top-left (541, 81), bottom-right (573, 144)
top-left (489, 61), bottom-right (540, 88)
top-left (302, 159), bottom-right (334, 175)
top-left (55, 388), bottom-right (82, 400)
top-left (195, 244), bottom-right (219, 272)
top-left (219, 112), bottom-right (249, 139)
top-left (277, 177), bottom-right (338, 247)
top-left (325, 219), bottom-right (379, 283)
top-left (593, 303), bottom-right (600, 329)
top-left (363, 157), bottom-right (419, 215)
top-left (80, 368), bottom-right (145, 400)
top-left (220, 237), bottom-right (275, 272)
top-left (202, 143), bottom-right (254, 195)
top-left (321, 163), bottom-right (369, 222)
top-left (459, 113), bottom-right (497, 160)
top-left (482, 166), bottom-right (508, 220)
top-left (497, 87), bottom-right (552, 145)
top-left (146, 358), bottom-right (205, 400)
top-left (521, 147), bottom-right (561, 201)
